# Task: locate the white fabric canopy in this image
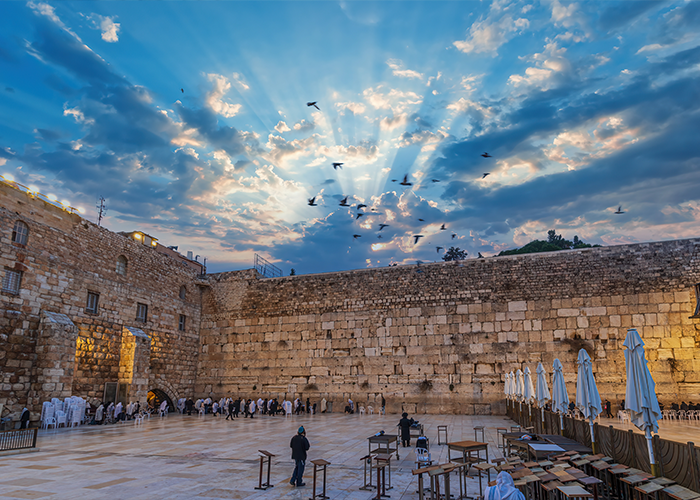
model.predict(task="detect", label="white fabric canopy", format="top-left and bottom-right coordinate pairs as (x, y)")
top-left (576, 349), bottom-right (602, 420)
top-left (523, 367), bottom-right (535, 403)
top-left (624, 329), bottom-right (662, 433)
top-left (536, 362), bottom-right (551, 408)
top-left (551, 359), bottom-right (569, 414)
top-left (515, 369), bottom-right (524, 401)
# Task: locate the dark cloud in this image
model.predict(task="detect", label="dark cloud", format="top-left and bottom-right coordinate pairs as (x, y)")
top-left (34, 128), bottom-right (61, 142)
top-left (44, 74), bottom-right (75, 96)
top-left (4, 87), bottom-right (14, 93)
top-left (597, 1), bottom-right (666, 33)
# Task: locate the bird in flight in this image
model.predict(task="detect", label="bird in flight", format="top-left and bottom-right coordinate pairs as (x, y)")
top-left (307, 102), bottom-right (320, 110)
top-left (481, 152), bottom-right (492, 158)
top-left (478, 252), bottom-right (484, 258)
top-left (452, 233), bottom-right (457, 240)
top-left (377, 235), bottom-right (383, 239)
top-left (356, 213), bottom-right (364, 220)
top-left (615, 205), bottom-right (625, 214)
top-left (413, 235), bottom-right (424, 244)
top-left (400, 174), bottom-right (413, 186)
top-left (357, 204), bottom-right (367, 210)
top-left (436, 246), bottom-right (443, 253)
top-left (418, 218), bottom-right (425, 222)
top-left (391, 179), bottom-right (397, 182)
top-left (431, 179), bottom-right (440, 183)
top-left (482, 173), bottom-right (490, 179)
top-left (339, 196), bottom-right (350, 207)
top-left (308, 197), bottom-right (317, 206)
top-left (440, 224), bottom-right (446, 230)
top-left (332, 162), bottom-right (343, 170)
top-left (180, 88), bottom-right (184, 93)
top-left (379, 224), bottom-right (389, 230)
top-left (353, 234), bottom-right (361, 239)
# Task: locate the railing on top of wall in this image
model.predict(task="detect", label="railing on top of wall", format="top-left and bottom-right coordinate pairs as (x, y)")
top-left (506, 400), bottom-right (700, 493)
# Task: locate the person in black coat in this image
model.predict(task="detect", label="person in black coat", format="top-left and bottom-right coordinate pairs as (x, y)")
top-left (290, 426), bottom-right (310, 487)
top-left (19, 408), bottom-right (30, 429)
top-left (399, 412), bottom-right (412, 447)
top-left (185, 398), bottom-right (194, 416)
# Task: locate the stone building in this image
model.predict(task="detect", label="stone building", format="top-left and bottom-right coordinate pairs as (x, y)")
top-left (2, 177), bottom-right (700, 423)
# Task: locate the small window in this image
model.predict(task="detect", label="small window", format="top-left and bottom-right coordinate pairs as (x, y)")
top-left (136, 302), bottom-right (148, 322)
top-left (86, 291), bottom-right (100, 314)
top-left (116, 255), bottom-right (127, 276)
top-left (11, 221), bottom-right (28, 245)
top-left (2, 269), bottom-right (22, 294)
top-left (179, 314), bottom-right (186, 331)
top-left (179, 286), bottom-right (186, 300)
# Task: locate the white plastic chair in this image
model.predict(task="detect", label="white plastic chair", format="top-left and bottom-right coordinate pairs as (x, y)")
top-left (56, 411), bottom-right (67, 428)
top-left (134, 413), bottom-right (144, 425)
top-left (42, 417), bottom-right (57, 430)
top-left (367, 405), bottom-right (374, 415)
top-left (359, 406), bottom-right (365, 415)
top-left (415, 448), bottom-right (432, 468)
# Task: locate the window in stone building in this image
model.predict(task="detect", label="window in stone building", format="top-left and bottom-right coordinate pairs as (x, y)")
top-left (86, 291), bottom-right (100, 314)
top-left (2, 269), bottom-right (22, 294)
top-left (179, 314), bottom-right (186, 331)
top-left (11, 220), bottom-right (28, 245)
top-left (136, 302), bottom-right (148, 322)
top-left (116, 255), bottom-right (128, 276)
top-left (179, 285), bottom-right (186, 300)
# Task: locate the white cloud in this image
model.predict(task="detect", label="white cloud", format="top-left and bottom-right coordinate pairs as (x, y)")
top-left (362, 85), bottom-right (422, 114)
top-left (636, 43), bottom-right (664, 54)
top-left (380, 114), bottom-right (408, 131)
top-left (427, 72), bottom-right (442, 87)
top-left (453, 14), bottom-right (530, 55)
top-left (293, 119), bottom-right (315, 132)
top-left (446, 98), bottom-right (492, 118)
top-left (265, 133), bottom-right (318, 163)
top-left (335, 101), bottom-right (366, 115)
top-left (98, 15), bottom-right (120, 42)
top-left (508, 42), bottom-right (573, 90)
top-left (205, 74), bottom-right (242, 118)
top-left (551, 0), bottom-right (579, 27)
top-left (28, 2), bottom-right (63, 26)
top-left (316, 141), bottom-right (379, 160)
top-left (386, 59), bottom-right (424, 80)
top-left (232, 72), bottom-right (250, 90)
top-left (274, 121), bottom-right (291, 133)
top-left (63, 105), bottom-right (94, 125)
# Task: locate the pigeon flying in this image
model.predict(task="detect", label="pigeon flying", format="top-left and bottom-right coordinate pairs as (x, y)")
top-left (308, 197), bottom-right (318, 206)
top-left (357, 204), bottom-right (367, 210)
top-left (482, 173), bottom-right (490, 179)
top-left (413, 235), bottom-right (424, 244)
top-left (339, 196), bottom-right (350, 207)
top-left (356, 213), bottom-right (364, 219)
top-left (440, 224), bottom-right (446, 230)
top-left (452, 233), bottom-right (457, 240)
top-left (353, 234), bottom-right (361, 239)
top-left (399, 174), bottom-right (413, 186)
top-left (332, 162), bottom-right (343, 170)
top-left (180, 88), bottom-right (184, 93)
top-left (436, 246), bottom-right (443, 253)
top-left (481, 152), bottom-right (492, 158)
top-left (418, 218), bottom-right (425, 222)
top-left (307, 101), bottom-right (320, 110)
top-left (431, 179), bottom-right (440, 182)
top-left (615, 205), bottom-right (625, 214)
top-left (379, 224), bottom-right (389, 230)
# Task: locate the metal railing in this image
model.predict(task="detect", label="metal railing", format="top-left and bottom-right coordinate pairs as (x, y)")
top-left (254, 254), bottom-right (282, 278)
top-left (0, 427), bottom-right (38, 452)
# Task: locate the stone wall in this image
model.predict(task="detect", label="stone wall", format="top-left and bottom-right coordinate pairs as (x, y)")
top-left (197, 239), bottom-right (700, 415)
top-left (0, 182), bottom-right (202, 422)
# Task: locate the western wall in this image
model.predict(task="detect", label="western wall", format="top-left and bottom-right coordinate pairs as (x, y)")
top-left (197, 239), bottom-right (700, 415)
top-left (2, 177), bottom-right (700, 423)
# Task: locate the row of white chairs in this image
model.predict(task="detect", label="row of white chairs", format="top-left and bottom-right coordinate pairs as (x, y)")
top-left (662, 409), bottom-right (700, 421)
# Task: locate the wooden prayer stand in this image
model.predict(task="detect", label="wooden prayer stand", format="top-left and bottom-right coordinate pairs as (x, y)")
top-left (360, 454), bottom-right (375, 490)
top-left (373, 462), bottom-right (390, 499)
top-left (309, 458), bottom-right (330, 500)
top-left (255, 450), bottom-right (275, 490)
top-left (412, 464), bottom-right (441, 500)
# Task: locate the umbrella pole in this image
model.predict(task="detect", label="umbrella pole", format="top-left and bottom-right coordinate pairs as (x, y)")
top-left (559, 411), bottom-right (564, 436)
top-left (528, 403), bottom-right (531, 417)
top-left (589, 418), bottom-right (597, 453)
top-left (541, 406), bottom-right (545, 423)
top-left (646, 428), bottom-right (660, 477)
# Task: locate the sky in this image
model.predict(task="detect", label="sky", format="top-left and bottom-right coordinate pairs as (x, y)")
top-left (1, 1), bottom-right (699, 275)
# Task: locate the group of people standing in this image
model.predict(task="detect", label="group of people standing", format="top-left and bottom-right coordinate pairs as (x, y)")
top-left (90, 400), bottom-right (143, 425)
top-left (176, 395), bottom-right (341, 417)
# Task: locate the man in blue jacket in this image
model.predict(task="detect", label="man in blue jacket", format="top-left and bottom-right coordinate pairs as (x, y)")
top-left (290, 426), bottom-right (310, 487)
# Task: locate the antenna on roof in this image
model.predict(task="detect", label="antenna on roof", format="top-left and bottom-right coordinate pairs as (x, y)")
top-left (96, 196), bottom-right (107, 226)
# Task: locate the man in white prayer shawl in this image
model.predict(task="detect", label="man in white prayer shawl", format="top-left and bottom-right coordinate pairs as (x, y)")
top-left (240, 398), bottom-right (246, 414)
top-left (95, 403), bottom-right (104, 424)
top-left (485, 471), bottom-right (525, 500)
top-left (249, 399), bottom-right (256, 418)
top-left (257, 397), bottom-right (264, 414)
top-left (114, 402), bottom-right (123, 422)
top-left (159, 399), bottom-right (168, 416)
top-left (321, 398), bottom-right (327, 413)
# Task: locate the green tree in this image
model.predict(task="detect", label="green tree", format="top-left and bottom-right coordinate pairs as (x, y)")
top-left (499, 230), bottom-right (600, 256)
top-left (290, 268), bottom-right (296, 276)
top-left (442, 247), bottom-right (468, 261)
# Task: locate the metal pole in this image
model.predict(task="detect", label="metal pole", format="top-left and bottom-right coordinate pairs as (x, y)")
top-left (589, 418), bottom-right (597, 453)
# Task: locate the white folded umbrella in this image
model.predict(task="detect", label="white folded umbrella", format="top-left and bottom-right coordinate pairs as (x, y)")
top-left (523, 367), bottom-right (535, 416)
top-left (516, 369), bottom-right (524, 409)
top-left (504, 372), bottom-right (511, 400)
top-left (509, 370), bottom-right (516, 400)
top-left (576, 349), bottom-right (603, 450)
top-left (624, 328), bottom-right (662, 473)
top-left (551, 358), bottom-right (569, 433)
top-left (536, 362), bottom-right (551, 422)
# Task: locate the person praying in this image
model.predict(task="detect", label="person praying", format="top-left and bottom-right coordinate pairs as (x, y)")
top-left (95, 403), bottom-right (104, 424)
top-left (399, 412), bottom-right (412, 447)
top-left (320, 398), bottom-right (327, 413)
top-left (249, 399), bottom-right (256, 418)
top-left (485, 471), bottom-right (525, 500)
top-left (19, 407), bottom-right (30, 429)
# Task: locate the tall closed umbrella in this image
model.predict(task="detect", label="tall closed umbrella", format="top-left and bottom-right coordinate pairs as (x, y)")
top-left (576, 349), bottom-right (602, 452)
top-left (516, 369), bottom-right (524, 411)
top-left (523, 366), bottom-right (535, 416)
top-left (552, 358), bottom-right (569, 435)
top-left (504, 372), bottom-right (511, 410)
top-left (536, 362), bottom-right (551, 423)
top-left (624, 328), bottom-right (662, 476)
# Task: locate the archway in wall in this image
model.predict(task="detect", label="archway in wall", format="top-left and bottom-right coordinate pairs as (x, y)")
top-left (147, 389), bottom-right (174, 412)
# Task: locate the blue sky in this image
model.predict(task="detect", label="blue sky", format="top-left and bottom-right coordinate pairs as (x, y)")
top-left (1, 1), bottom-right (699, 275)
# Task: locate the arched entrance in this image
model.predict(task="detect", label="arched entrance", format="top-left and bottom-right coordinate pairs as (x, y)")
top-left (147, 388), bottom-right (174, 412)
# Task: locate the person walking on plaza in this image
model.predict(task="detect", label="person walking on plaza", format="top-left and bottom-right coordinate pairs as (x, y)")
top-left (604, 399), bottom-right (612, 418)
top-left (399, 412), bottom-right (412, 447)
top-left (226, 399), bottom-right (234, 420)
top-left (381, 395), bottom-right (386, 415)
top-left (289, 426), bottom-right (310, 487)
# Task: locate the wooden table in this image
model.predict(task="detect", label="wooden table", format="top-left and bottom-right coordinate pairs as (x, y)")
top-left (369, 434), bottom-right (399, 459)
top-left (663, 485), bottom-right (700, 500)
top-left (578, 475), bottom-right (603, 500)
top-left (621, 474), bottom-right (653, 500)
top-left (447, 440), bottom-right (489, 466)
top-left (635, 481), bottom-right (665, 500)
top-left (474, 462), bottom-right (495, 497)
top-left (557, 484), bottom-right (595, 500)
top-left (412, 464), bottom-right (441, 500)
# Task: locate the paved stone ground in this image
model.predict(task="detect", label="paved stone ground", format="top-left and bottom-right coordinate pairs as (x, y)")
top-left (0, 412), bottom-right (516, 499)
